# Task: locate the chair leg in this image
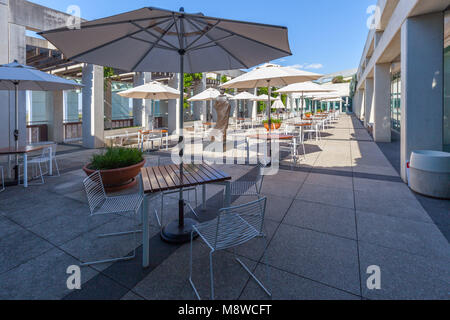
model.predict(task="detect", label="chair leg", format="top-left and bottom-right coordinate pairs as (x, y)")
top-left (81, 214), bottom-right (139, 267)
top-left (234, 238), bottom-right (272, 297)
top-left (189, 231), bottom-right (201, 300)
top-left (209, 251), bottom-right (215, 300)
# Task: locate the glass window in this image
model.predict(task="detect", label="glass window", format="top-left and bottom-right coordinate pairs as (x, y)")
top-left (444, 10), bottom-right (450, 152)
top-left (390, 73), bottom-right (401, 132)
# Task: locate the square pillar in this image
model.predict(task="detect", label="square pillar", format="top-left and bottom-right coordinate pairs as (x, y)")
top-left (104, 80), bottom-right (112, 130)
top-left (373, 63), bottom-right (391, 142)
top-left (400, 12), bottom-right (444, 181)
top-left (251, 88), bottom-right (258, 119)
top-left (143, 72), bottom-right (152, 129)
top-left (49, 91), bottom-right (64, 143)
top-left (168, 73), bottom-right (180, 134)
top-left (82, 64), bottom-right (104, 149)
top-left (133, 72), bottom-right (145, 127)
top-left (364, 78), bottom-right (374, 127)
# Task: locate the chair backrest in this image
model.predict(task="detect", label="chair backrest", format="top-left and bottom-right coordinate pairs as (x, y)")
top-left (213, 197), bottom-right (267, 250)
top-left (83, 171), bottom-right (107, 214)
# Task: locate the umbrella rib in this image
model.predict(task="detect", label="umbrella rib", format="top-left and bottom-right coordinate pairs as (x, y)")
top-left (184, 18), bottom-right (249, 69)
top-left (129, 21), bottom-right (178, 50)
top-left (128, 36), bottom-right (177, 51)
top-left (184, 20), bottom-right (221, 51)
top-left (67, 17), bottom-right (174, 61)
top-left (190, 16), bottom-right (292, 56)
top-left (173, 14), bottom-right (183, 50)
top-left (38, 15), bottom-right (174, 35)
top-left (131, 18), bottom-right (177, 71)
top-left (187, 34), bottom-right (235, 52)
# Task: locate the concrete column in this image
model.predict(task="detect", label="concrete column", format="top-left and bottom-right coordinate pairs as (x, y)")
top-left (168, 73), bottom-right (180, 134)
top-left (360, 89), bottom-right (366, 121)
top-left (104, 80), bottom-right (112, 130)
top-left (143, 72), bottom-right (152, 129)
top-left (133, 72), bottom-right (145, 127)
top-left (49, 91), bottom-right (64, 143)
top-left (251, 88), bottom-right (258, 119)
top-left (340, 101), bottom-right (343, 112)
top-left (400, 12), bottom-right (444, 181)
top-left (364, 78), bottom-right (374, 127)
top-left (373, 63), bottom-right (391, 142)
top-left (82, 64), bottom-right (104, 148)
top-left (0, 1), bottom-right (27, 149)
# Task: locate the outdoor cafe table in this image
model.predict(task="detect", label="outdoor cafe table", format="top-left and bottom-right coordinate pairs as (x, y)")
top-left (140, 129), bottom-right (169, 151)
top-left (0, 145), bottom-right (51, 188)
top-left (140, 163), bottom-right (232, 267)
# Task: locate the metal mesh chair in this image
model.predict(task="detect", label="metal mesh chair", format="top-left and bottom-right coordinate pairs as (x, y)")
top-left (19, 147), bottom-right (51, 185)
top-left (189, 197), bottom-right (271, 300)
top-left (229, 163), bottom-right (265, 198)
top-left (81, 171), bottom-right (143, 266)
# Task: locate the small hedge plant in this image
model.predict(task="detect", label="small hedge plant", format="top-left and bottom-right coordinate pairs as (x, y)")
top-left (262, 119), bottom-right (282, 124)
top-left (89, 147), bottom-right (144, 170)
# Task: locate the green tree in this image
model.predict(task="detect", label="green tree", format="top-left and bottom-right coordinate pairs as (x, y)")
top-left (183, 73), bottom-right (203, 109)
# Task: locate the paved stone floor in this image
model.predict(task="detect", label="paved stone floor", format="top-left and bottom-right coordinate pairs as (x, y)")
top-left (0, 115), bottom-right (448, 300)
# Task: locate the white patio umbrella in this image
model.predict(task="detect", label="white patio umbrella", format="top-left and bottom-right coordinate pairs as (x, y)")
top-left (230, 91), bottom-right (257, 118)
top-left (0, 60), bottom-right (82, 179)
top-left (118, 80), bottom-right (181, 100)
top-left (40, 7), bottom-right (292, 243)
top-left (118, 80), bottom-right (182, 130)
top-left (276, 81), bottom-right (333, 116)
top-left (188, 88), bottom-right (233, 122)
top-left (271, 99), bottom-right (285, 109)
top-left (221, 63), bottom-right (321, 140)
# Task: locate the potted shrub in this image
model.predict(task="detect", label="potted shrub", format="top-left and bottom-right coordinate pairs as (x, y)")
top-left (262, 119), bottom-right (282, 131)
top-left (83, 147), bottom-right (145, 192)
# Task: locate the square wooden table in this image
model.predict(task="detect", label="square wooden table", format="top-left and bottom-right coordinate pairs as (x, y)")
top-left (140, 163), bottom-right (232, 267)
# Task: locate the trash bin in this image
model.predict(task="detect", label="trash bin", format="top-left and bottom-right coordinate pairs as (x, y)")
top-left (409, 150), bottom-right (450, 199)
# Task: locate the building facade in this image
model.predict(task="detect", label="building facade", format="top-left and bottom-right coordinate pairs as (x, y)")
top-left (352, 0), bottom-right (450, 182)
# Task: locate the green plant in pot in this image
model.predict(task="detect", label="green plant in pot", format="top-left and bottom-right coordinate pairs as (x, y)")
top-left (262, 119), bottom-right (282, 131)
top-left (83, 147), bottom-right (146, 192)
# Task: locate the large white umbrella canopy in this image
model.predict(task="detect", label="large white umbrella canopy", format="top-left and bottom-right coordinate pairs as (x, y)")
top-left (252, 94), bottom-right (281, 101)
top-left (187, 87), bottom-right (232, 101)
top-left (118, 80), bottom-right (181, 100)
top-left (39, 6), bottom-right (294, 243)
top-left (271, 99), bottom-right (285, 109)
top-left (276, 81), bottom-right (332, 94)
top-left (0, 60), bottom-right (82, 180)
top-left (229, 91), bottom-right (257, 100)
top-left (276, 81), bottom-right (332, 116)
top-left (221, 63), bottom-right (321, 89)
top-left (0, 60), bottom-right (82, 91)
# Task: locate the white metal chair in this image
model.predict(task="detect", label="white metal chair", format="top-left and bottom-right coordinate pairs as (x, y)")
top-left (229, 163), bottom-right (266, 198)
top-left (189, 197), bottom-right (271, 300)
top-left (81, 171), bottom-right (143, 266)
top-left (19, 146), bottom-right (52, 185)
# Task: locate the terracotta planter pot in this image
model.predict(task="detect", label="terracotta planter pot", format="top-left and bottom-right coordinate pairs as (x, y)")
top-left (83, 160), bottom-right (145, 192)
top-left (264, 123), bottom-right (281, 131)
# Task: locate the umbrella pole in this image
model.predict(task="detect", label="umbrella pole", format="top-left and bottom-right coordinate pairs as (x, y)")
top-left (267, 81), bottom-right (272, 163)
top-left (161, 48), bottom-right (199, 244)
top-left (178, 53), bottom-right (185, 228)
top-left (14, 82), bottom-right (19, 181)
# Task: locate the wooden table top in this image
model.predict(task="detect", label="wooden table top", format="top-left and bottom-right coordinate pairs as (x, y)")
top-left (141, 163), bottom-right (231, 194)
top-left (293, 123), bottom-right (312, 127)
top-left (247, 134), bottom-right (294, 140)
top-left (0, 145), bottom-right (46, 155)
top-left (203, 122), bottom-right (215, 126)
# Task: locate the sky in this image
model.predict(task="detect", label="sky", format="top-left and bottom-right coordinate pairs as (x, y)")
top-left (30, 0), bottom-right (376, 75)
